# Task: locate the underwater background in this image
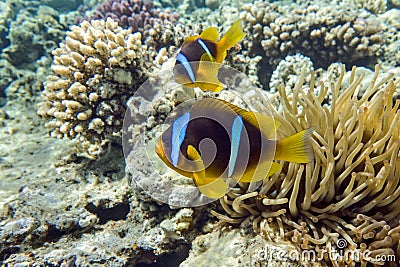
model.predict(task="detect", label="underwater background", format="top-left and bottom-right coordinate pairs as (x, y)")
top-left (0, 0), bottom-right (400, 266)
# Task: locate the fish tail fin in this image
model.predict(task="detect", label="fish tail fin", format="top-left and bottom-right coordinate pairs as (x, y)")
top-left (216, 19), bottom-right (246, 61)
top-left (274, 128), bottom-right (314, 163)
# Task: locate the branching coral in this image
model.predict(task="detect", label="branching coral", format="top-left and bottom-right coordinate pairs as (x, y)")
top-left (353, 0), bottom-right (387, 14)
top-left (240, 0), bottom-right (386, 86)
top-left (269, 54), bottom-right (314, 93)
top-left (38, 18), bottom-right (156, 157)
top-left (212, 65), bottom-right (400, 266)
top-left (82, 0), bottom-right (180, 49)
top-left (39, 0), bottom-right (192, 158)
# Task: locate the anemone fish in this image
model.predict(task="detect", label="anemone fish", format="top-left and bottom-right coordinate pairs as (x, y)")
top-left (173, 19), bottom-right (246, 92)
top-left (155, 98), bottom-right (314, 199)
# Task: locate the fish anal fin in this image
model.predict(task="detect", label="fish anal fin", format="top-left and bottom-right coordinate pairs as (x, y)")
top-left (196, 82), bottom-right (223, 92)
top-left (200, 27), bottom-right (219, 42)
top-left (274, 128), bottom-right (314, 163)
top-left (196, 176), bottom-right (228, 199)
top-left (266, 162), bottom-right (282, 177)
top-left (237, 160), bottom-right (274, 183)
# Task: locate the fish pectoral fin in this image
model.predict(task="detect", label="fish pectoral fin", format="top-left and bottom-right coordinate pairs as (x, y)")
top-left (196, 53), bottom-right (223, 92)
top-left (186, 145), bottom-right (206, 184)
top-left (199, 53), bottom-right (216, 65)
top-left (200, 27), bottom-right (219, 42)
top-left (187, 145), bottom-right (227, 198)
top-left (275, 128), bottom-right (315, 163)
top-left (187, 144), bottom-right (203, 163)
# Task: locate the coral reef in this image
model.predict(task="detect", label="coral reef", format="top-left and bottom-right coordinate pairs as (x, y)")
top-left (240, 0), bottom-right (386, 86)
top-left (353, 0), bottom-right (387, 14)
top-left (86, 0), bottom-right (187, 53)
top-left (389, 0), bottom-right (400, 7)
top-left (2, 5), bottom-right (66, 67)
top-left (0, 141), bottom-right (200, 266)
top-left (42, 0), bottom-right (83, 12)
top-left (38, 18), bottom-right (158, 157)
top-left (1, 58), bottom-right (202, 265)
top-left (39, 0), bottom-right (194, 158)
top-left (2, 0), bottom-right (400, 266)
top-left (0, 1), bottom-right (11, 51)
top-left (269, 53), bottom-right (314, 93)
top-left (181, 226), bottom-right (318, 267)
top-left (377, 8), bottom-right (400, 71)
top-left (0, 0), bottom-right (74, 110)
top-left (213, 65), bottom-right (400, 266)
top-left (82, 0), bottom-right (180, 48)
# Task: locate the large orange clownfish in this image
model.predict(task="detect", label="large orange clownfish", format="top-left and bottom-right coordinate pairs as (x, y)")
top-left (173, 19), bottom-right (246, 92)
top-left (155, 98), bottom-right (314, 199)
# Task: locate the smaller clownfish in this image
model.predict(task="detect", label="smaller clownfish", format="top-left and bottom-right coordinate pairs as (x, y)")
top-left (173, 19), bottom-right (246, 92)
top-left (155, 98), bottom-right (314, 199)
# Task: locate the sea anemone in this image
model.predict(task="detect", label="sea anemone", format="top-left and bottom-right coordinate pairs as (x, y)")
top-left (212, 65), bottom-right (400, 266)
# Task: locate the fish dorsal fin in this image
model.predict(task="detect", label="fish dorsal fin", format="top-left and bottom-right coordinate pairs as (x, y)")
top-left (253, 113), bottom-right (279, 139)
top-left (202, 99), bottom-right (278, 139)
top-left (200, 27), bottom-right (219, 42)
top-left (182, 35), bottom-right (199, 46)
top-left (187, 145), bottom-right (227, 198)
top-left (192, 98), bottom-right (237, 116)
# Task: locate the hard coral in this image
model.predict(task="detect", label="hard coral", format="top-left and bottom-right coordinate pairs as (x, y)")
top-left (241, 1), bottom-right (385, 86)
top-left (84, 0), bottom-right (179, 42)
top-left (3, 5), bottom-right (66, 67)
top-left (38, 18), bottom-right (154, 158)
top-left (213, 65), bottom-right (400, 266)
top-left (353, 0), bottom-right (387, 14)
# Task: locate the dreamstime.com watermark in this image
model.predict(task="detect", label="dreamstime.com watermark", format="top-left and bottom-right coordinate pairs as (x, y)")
top-left (249, 239), bottom-right (396, 266)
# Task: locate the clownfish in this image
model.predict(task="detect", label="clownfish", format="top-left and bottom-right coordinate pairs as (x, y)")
top-left (173, 19), bottom-right (246, 92)
top-left (155, 98), bottom-right (314, 199)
